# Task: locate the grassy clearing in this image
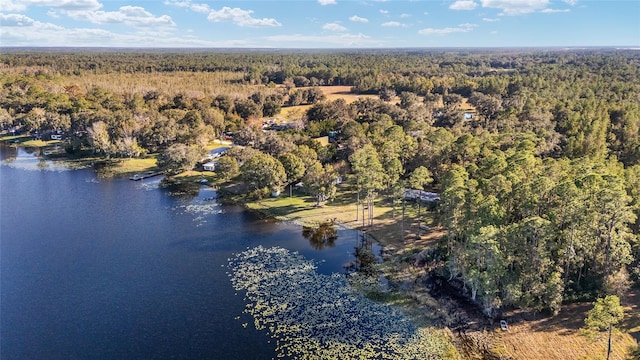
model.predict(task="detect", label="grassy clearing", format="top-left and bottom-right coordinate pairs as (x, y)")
top-left (494, 292), bottom-right (639, 360)
top-left (319, 85), bottom-right (381, 104)
top-left (245, 188), bottom-right (437, 246)
top-left (90, 156), bottom-right (160, 178)
top-left (108, 157), bottom-right (158, 174)
top-left (205, 140), bottom-right (232, 151)
top-left (278, 104), bottom-right (312, 121)
top-left (173, 170), bottom-right (217, 186)
top-left (20, 139), bottom-right (58, 147)
top-left (0, 135), bottom-right (59, 147)
top-left (459, 98), bottom-right (476, 113)
top-left (245, 189), bottom-right (358, 226)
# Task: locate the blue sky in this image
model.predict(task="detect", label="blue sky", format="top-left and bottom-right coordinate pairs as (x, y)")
top-left (1, 0), bottom-right (638, 48)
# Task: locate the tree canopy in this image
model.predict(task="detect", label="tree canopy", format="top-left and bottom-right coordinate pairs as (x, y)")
top-left (3, 48), bottom-right (640, 318)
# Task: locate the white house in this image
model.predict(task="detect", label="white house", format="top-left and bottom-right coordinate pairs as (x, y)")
top-left (404, 189), bottom-right (440, 202)
top-left (203, 160), bottom-right (218, 172)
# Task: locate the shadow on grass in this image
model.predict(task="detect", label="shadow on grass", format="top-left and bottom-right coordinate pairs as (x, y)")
top-left (331, 188), bottom-right (357, 206)
top-left (256, 203), bottom-right (310, 218)
top-left (354, 200), bottom-right (441, 247)
top-left (522, 288), bottom-right (640, 341)
top-left (525, 302), bottom-right (592, 336)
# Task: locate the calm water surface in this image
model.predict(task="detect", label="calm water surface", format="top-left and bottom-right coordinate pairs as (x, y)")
top-left (0, 146), bottom-right (366, 360)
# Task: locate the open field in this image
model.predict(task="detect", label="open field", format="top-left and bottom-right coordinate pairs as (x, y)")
top-left (277, 104), bottom-right (312, 122)
top-left (275, 86), bottom-right (379, 122)
top-left (320, 85), bottom-right (386, 103)
top-left (245, 188), bottom-right (437, 245)
top-left (492, 290), bottom-right (639, 360)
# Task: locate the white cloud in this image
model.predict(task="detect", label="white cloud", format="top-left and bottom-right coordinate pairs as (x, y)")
top-left (449, 1), bottom-right (478, 10)
top-left (418, 22), bottom-right (477, 35)
top-left (541, 8), bottom-right (570, 13)
top-left (0, 14), bottom-right (106, 45)
top-left (65, 6), bottom-right (176, 28)
top-left (399, 13), bottom-right (411, 18)
top-left (165, 0), bottom-right (189, 7)
top-left (0, 13), bottom-right (36, 26)
top-left (349, 15), bottom-right (368, 23)
top-left (480, 0), bottom-right (550, 15)
top-left (207, 7), bottom-right (282, 27)
top-left (46, 0), bottom-right (102, 10)
top-left (382, 21), bottom-right (406, 27)
top-left (190, 3), bottom-right (210, 13)
top-left (379, 9), bottom-right (388, 14)
top-left (0, 0), bottom-right (102, 11)
top-left (164, 0), bottom-right (210, 13)
top-left (318, 0), bottom-right (336, 5)
top-left (482, 17), bottom-right (500, 22)
top-left (0, 0), bottom-right (27, 11)
top-left (323, 22), bottom-right (346, 31)
top-left (0, 12), bottom-right (252, 47)
top-left (562, 0), bottom-right (578, 5)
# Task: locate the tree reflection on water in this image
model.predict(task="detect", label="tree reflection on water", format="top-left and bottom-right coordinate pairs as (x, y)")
top-left (302, 220), bottom-right (337, 250)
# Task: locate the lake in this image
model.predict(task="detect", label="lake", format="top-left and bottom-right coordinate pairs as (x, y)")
top-left (0, 146), bottom-right (368, 360)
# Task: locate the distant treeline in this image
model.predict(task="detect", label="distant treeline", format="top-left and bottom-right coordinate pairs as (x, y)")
top-left (3, 48), bottom-right (637, 93)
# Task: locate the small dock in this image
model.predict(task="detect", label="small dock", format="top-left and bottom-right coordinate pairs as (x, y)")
top-left (129, 171), bottom-right (163, 181)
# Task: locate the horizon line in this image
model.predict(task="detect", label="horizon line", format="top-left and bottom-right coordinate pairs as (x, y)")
top-left (2, 45), bottom-right (639, 51)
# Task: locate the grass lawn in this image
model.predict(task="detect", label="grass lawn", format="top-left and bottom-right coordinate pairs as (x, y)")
top-left (108, 157), bottom-right (159, 174)
top-left (278, 104), bottom-right (312, 121)
top-left (246, 187), bottom-right (441, 248)
top-left (21, 139), bottom-right (58, 147)
top-left (205, 141), bottom-right (232, 151)
top-left (1, 135), bottom-right (60, 147)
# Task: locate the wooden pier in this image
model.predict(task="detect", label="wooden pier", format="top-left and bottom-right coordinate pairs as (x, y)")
top-left (129, 171), bottom-right (163, 181)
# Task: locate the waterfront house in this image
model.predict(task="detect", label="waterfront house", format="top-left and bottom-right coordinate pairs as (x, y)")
top-left (203, 160), bottom-right (218, 171)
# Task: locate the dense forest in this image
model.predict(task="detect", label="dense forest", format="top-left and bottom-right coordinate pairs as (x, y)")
top-left (1, 48), bottom-right (639, 317)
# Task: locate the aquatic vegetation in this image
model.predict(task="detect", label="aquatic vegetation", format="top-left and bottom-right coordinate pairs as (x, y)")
top-left (228, 246), bottom-right (458, 359)
top-left (1, 155), bottom-right (78, 172)
top-left (182, 203), bottom-right (222, 216)
top-left (135, 179), bottom-right (162, 191)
